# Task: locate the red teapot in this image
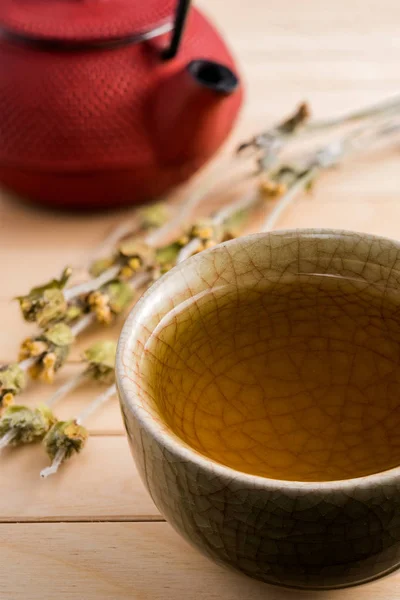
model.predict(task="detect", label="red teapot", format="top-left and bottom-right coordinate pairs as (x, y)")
top-left (0, 0), bottom-right (242, 209)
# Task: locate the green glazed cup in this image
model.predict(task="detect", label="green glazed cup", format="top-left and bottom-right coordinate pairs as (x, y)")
top-left (116, 229), bottom-right (400, 589)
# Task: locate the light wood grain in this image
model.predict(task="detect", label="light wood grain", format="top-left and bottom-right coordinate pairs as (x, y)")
top-left (1, 0), bottom-right (400, 597)
top-left (0, 522), bottom-right (398, 600)
top-left (0, 437), bottom-right (159, 522)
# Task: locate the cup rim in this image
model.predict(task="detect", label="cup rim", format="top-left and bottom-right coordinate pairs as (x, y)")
top-left (116, 228), bottom-right (400, 492)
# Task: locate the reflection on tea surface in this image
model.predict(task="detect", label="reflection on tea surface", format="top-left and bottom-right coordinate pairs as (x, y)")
top-left (146, 276), bottom-right (400, 481)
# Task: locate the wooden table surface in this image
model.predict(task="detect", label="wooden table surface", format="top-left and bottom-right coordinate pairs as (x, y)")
top-left (1, 0), bottom-right (400, 598)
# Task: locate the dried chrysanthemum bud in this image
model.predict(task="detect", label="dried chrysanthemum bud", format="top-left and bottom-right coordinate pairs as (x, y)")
top-left (155, 241), bottom-right (184, 274)
top-left (84, 340), bottom-right (117, 384)
top-left (89, 256), bottom-right (115, 278)
top-left (88, 281), bottom-right (134, 325)
top-left (138, 202), bottom-right (169, 230)
top-left (19, 323), bottom-right (75, 383)
top-left (40, 420), bottom-right (89, 478)
top-left (189, 220), bottom-right (224, 252)
top-left (190, 220), bottom-right (215, 241)
top-left (259, 178), bottom-right (287, 198)
top-left (19, 339), bottom-right (48, 360)
top-left (0, 364), bottom-right (26, 408)
top-left (44, 420), bottom-right (88, 461)
top-left (118, 239), bottom-right (155, 279)
top-left (65, 303), bottom-right (83, 323)
top-left (36, 289), bottom-right (67, 328)
top-left (41, 383), bottom-right (116, 478)
top-left (15, 268), bottom-right (71, 326)
top-left (0, 404), bottom-right (56, 448)
top-left (88, 290), bottom-right (113, 324)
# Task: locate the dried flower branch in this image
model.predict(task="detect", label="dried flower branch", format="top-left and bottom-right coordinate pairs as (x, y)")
top-left (260, 117), bottom-right (400, 232)
top-left (237, 102), bottom-right (311, 155)
top-left (238, 94), bottom-right (400, 174)
top-left (16, 268), bottom-right (74, 328)
top-left (82, 202), bottom-right (171, 270)
top-left (0, 272), bottom-right (149, 411)
top-left (176, 189), bottom-right (262, 263)
top-left (19, 323), bottom-right (75, 384)
top-left (41, 383), bottom-right (117, 478)
top-left (0, 341), bottom-right (117, 452)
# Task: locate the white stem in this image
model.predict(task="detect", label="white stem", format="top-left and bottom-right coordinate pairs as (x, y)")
top-left (337, 117), bottom-right (400, 158)
top-left (212, 189), bottom-right (260, 226)
top-left (146, 191), bottom-right (203, 247)
top-left (46, 371), bottom-right (87, 408)
top-left (40, 384), bottom-right (117, 479)
top-left (177, 238), bottom-right (202, 264)
top-left (0, 430), bottom-right (16, 452)
top-left (261, 117), bottom-right (400, 233)
top-left (64, 265), bottom-right (120, 301)
top-left (70, 313), bottom-right (95, 336)
top-left (261, 168), bottom-right (318, 232)
top-left (306, 94), bottom-right (400, 134)
top-left (18, 357), bottom-right (36, 371)
top-left (87, 221), bottom-right (139, 265)
top-left (145, 158), bottom-right (243, 247)
top-left (40, 448), bottom-right (66, 479)
top-left (177, 189), bottom-right (261, 264)
top-left (76, 384), bottom-right (117, 425)
top-left (247, 95), bottom-right (400, 168)
top-left (129, 271), bottom-right (152, 289)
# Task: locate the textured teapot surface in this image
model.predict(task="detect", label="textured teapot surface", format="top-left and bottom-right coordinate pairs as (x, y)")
top-left (0, 0), bottom-right (176, 41)
top-left (0, 1), bottom-right (242, 208)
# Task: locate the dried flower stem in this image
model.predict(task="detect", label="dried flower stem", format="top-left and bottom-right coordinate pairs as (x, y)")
top-left (40, 383), bottom-right (116, 478)
top-left (64, 265), bottom-right (121, 301)
top-left (13, 271), bottom-right (150, 401)
top-left (260, 117), bottom-right (400, 232)
top-left (177, 189), bottom-right (261, 263)
top-left (240, 95), bottom-right (400, 173)
top-left (69, 313), bottom-right (95, 337)
top-left (76, 383), bottom-right (116, 426)
top-left (261, 168), bottom-right (318, 232)
top-left (0, 429), bottom-right (16, 451)
top-left (306, 94), bottom-right (400, 134)
top-left (212, 189), bottom-right (261, 226)
top-left (59, 271), bottom-right (147, 340)
top-left (40, 448), bottom-right (65, 479)
top-left (67, 171), bottom-right (231, 301)
top-left (64, 183), bottom-right (215, 299)
top-left (85, 222), bottom-right (140, 267)
top-left (145, 158), bottom-right (238, 246)
top-left (19, 357), bottom-right (37, 372)
top-left (177, 238), bottom-right (203, 263)
top-left (46, 372), bottom-right (87, 408)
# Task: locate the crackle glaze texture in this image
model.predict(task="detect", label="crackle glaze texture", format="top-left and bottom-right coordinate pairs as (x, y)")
top-left (117, 230), bottom-right (400, 589)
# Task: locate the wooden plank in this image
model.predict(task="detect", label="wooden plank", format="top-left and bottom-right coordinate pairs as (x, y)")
top-left (0, 522), bottom-right (398, 600)
top-left (0, 437), bottom-right (159, 522)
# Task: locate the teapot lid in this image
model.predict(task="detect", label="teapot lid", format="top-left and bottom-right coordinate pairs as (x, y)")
top-left (0, 0), bottom-right (176, 43)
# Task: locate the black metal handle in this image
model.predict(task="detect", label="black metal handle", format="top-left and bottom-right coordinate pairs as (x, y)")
top-left (163, 0), bottom-right (192, 60)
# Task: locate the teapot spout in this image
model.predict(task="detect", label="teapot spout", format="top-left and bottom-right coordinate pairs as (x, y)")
top-left (152, 59), bottom-right (241, 168)
top-left (187, 59), bottom-right (239, 95)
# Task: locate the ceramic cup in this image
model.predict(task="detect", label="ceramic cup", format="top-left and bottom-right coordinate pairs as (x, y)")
top-left (116, 229), bottom-right (400, 589)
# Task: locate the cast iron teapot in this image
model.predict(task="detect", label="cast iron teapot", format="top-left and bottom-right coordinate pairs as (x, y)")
top-left (0, 0), bottom-right (242, 208)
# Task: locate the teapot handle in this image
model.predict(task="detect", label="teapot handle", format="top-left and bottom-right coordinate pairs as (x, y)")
top-left (162, 0), bottom-right (191, 60)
